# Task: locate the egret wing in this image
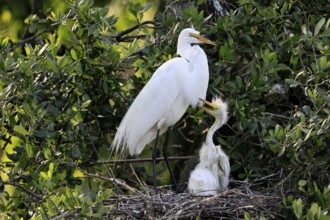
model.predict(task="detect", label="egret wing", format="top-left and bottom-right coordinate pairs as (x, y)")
top-left (111, 58), bottom-right (190, 156)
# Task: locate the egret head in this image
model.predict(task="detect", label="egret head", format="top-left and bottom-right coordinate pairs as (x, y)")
top-left (178, 28), bottom-right (216, 46)
top-left (198, 97), bottom-right (228, 127)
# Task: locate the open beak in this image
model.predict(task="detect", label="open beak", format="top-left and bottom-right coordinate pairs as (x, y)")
top-left (190, 33), bottom-right (216, 46)
top-left (198, 98), bottom-right (217, 113)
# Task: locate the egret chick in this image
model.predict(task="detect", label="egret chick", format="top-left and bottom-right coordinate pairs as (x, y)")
top-left (188, 167), bottom-right (219, 196)
top-left (188, 97), bottom-right (230, 195)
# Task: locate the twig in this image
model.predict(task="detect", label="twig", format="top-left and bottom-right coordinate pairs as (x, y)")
top-left (0, 180), bottom-right (43, 200)
top-left (252, 172), bottom-right (279, 183)
top-left (129, 164), bottom-right (151, 197)
top-left (116, 20), bottom-right (160, 41)
top-left (119, 34), bottom-right (148, 42)
top-left (12, 30), bottom-right (46, 46)
top-left (97, 156), bottom-right (193, 164)
top-left (90, 141), bottom-right (126, 195)
top-left (77, 168), bottom-right (143, 196)
top-left (162, 190), bottom-right (232, 219)
top-left (51, 209), bottom-right (81, 220)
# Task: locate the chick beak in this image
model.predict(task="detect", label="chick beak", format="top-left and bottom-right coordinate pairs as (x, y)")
top-left (190, 33), bottom-right (216, 46)
top-left (198, 98), bottom-right (217, 113)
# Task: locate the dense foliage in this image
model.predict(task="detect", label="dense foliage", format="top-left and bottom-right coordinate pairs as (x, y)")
top-left (0, 0), bottom-right (329, 218)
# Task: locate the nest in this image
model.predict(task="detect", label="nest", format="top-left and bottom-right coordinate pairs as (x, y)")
top-left (103, 175), bottom-right (284, 219)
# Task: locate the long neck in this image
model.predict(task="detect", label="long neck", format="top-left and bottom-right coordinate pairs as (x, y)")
top-left (177, 40), bottom-right (193, 59)
top-left (206, 118), bottom-right (221, 147)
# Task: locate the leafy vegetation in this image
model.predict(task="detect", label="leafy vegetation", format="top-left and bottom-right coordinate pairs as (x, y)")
top-left (0, 0), bottom-right (329, 219)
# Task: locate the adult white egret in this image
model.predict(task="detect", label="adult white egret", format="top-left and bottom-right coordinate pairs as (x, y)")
top-left (188, 97), bottom-right (230, 195)
top-left (111, 28), bottom-right (215, 192)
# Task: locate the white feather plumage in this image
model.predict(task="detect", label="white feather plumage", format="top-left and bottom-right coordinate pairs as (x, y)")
top-left (188, 97), bottom-right (230, 195)
top-left (111, 28), bottom-right (211, 156)
top-left (188, 167), bottom-right (219, 196)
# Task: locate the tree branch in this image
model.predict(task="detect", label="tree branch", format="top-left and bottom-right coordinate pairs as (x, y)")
top-left (51, 209), bottom-right (81, 220)
top-left (96, 156), bottom-right (193, 164)
top-left (116, 20), bottom-right (160, 42)
top-left (119, 34), bottom-right (149, 42)
top-left (13, 30), bottom-right (46, 46)
top-left (77, 168), bottom-right (144, 196)
top-left (0, 180), bottom-right (43, 200)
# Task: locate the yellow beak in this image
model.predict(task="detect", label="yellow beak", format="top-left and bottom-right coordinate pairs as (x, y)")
top-left (198, 98), bottom-right (217, 113)
top-left (190, 33), bottom-right (216, 46)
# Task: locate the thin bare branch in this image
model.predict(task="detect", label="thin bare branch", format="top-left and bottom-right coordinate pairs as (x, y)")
top-left (116, 20), bottom-right (160, 41)
top-left (0, 180), bottom-right (43, 200)
top-left (77, 168), bottom-right (144, 196)
top-left (12, 31), bottom-right (46, 46)
top-left (97, 156), bottom-right (193, 164)
top-left (51, 209), bottom-right (81, 220)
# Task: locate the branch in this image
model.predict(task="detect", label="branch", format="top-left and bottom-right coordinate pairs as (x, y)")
top-left (0, 180), bottom-right (43, 200)
top-left (119, 34), bottom-right (148, 42)
top-left (116, 20), bottom-right (160, 42)
top-left (51, 209), bottom-right (81, 220)
top-left (77, 168), bottom-right (144, 196)
top-left (13, 30), bottom-right (46, 46)
top-left (96, 156), bottom-right (193, 164)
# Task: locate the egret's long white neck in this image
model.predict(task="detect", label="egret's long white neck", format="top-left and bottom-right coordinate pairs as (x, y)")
top-left (177, 40), bottom-right (194, 59)
top-left (205, 106), bottom-right (228, 147)
top-left (206, 118), bottom-right (221, 147)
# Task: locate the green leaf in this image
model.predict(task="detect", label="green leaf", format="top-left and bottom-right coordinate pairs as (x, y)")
top-left (285, 79), bottom-right (300, 88)
top-left (235, 75), bottom-right (242, 89)
top-left (38, 44), bottom-right (48, 56)
top-left (298, 179), bottom-right (308, 187)
top-left (25, 143), bottom-right (33, 158)
top-left (40, 172), bottom-right (49, 180)
top-left (307, 203), bottom-right (319, 218)
top-left (314, 18), bottom-right (325, 36)
top-left (293, 198), bottom-right (303, 219)
top-left (24, 44), bottom-right (32, 56)
top-left (43, 147), bottom-right (52, 160)
top-left (23, 101), bottom-right (32, 118)
top-left (138, 3), bottom-right (152, 14)
top-left (319, 56), bottom-right (328, 70)
top-left (47, 104), bottom-right (60, 118)
top-left (81, 100), bottom-right (92, 109)
top-left (72, 147), bottom-right (82, 158)
top-left (76, 62), bottom-right (83, 76)
top-left (48, 162), bottom-right (54, 178)
top-left (301, 24), bottom-right (307, 35)
top-left (47, 57), bottom-right (59, 73)
top-left (71, 49), bottom-right (78, 61)
top-left (280, 2), bottom-right (289, 14)
top-left (296, 111), bottom-right (305, 124)
top-left (87, 136), bottom-right (98, 141)
top-left (99, 7), bottom-right (109, 18)
top-left (278, 144), bottom-right (286, 157)
top-left (71, 111), bottom-right (83, 126)
top-left (304, 129), bottom-right (313, 141)
top-left (34, 129), bottom-right (51, 138)
top-left (14, 125), bottom-right (30, 135)
top-left (197, 0), bottom-right (204, 5)
top-left (238, 0), bottom-right (251, 6)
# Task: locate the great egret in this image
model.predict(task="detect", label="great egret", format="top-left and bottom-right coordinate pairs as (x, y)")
top-left (111, 28), bottom-right (215, 192)
top-left (188, 97), bottom-right (230, 195)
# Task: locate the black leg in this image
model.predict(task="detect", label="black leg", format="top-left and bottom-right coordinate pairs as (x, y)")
top-left (152, 129), bottom-right (160, 193)
top-left (162, 127), bottom-right (178, 192)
